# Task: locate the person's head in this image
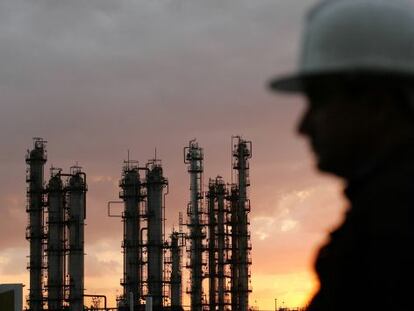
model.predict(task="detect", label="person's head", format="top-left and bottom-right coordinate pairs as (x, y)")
top-left (299, 74), bottom-right (414, 178)
top-left (269, 0), bottom-right (414, 178)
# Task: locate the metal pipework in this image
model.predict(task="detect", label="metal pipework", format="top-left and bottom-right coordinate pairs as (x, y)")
top-left (215, 177), bottom-right (227, 311)
top-left (207, 180), bottom-right (217, 311)
top-left (84, 294), bottom-right (108, 310)
top-left (170, 231), bottom-right (182, 311)
top-left (184, 139), bottom-right (204, 311)
top-left (232, 137), bottom-right (252, 311)
top-left (47, 169), bottom-right (65, 311)
top-left (139, 226), bottom-right (148, 300)
top-left (26, 137), bottom-right (47, 311)
top-left (229, 186), bottom-right (240, 311)
top-left (119, 165), bottom-right (141, 310)
top-left (146, 161), bottom-right (168, 309)
top-left (67, 167), bottom-right (87, 311)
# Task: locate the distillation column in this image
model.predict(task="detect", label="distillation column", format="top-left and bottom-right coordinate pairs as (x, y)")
top-left (184, 140), bottom-right (204, 311)
top-left (229, 186), bottom-right (239, 311)
top-left (233, 137), bottom-right (252, 311)
top-left (146, 161), bottom-right (168, 309)
top-left (120, 166), bottom-right (141, 309)
top-left (26, 138), bottom-right (47, 311)
top-left (170, 231), bottom-right (182, 311)
top-left (67, 167), bottom-right (87, 311)
top-left (47, 170), bottom-right (65, 310)
top-left (207, 180), bottom-right (217, 311)
top-left (215, 177), bottom-right (227, 311)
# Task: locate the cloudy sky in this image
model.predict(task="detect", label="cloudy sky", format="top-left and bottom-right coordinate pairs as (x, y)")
top-left (0, 0), bottom-right (349, 309)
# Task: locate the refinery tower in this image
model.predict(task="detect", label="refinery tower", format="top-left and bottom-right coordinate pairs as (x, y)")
top-left (25, 136), bottom-right (252, 311)
top-left (26, 138), bottom-right (87, 311)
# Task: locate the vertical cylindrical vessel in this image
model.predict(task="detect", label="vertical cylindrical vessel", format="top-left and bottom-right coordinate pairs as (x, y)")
top-left (120, 167), bottom-right (141, 309)
top-left (47, 171), bottom-right (65, 311)
top-left (26, 138), bottom-right (47, 311)
top-left (207, 180), bottom-right (217, 311)
top-left (229, 186), bottom-right (239, 311)
top-left (215, 178), bottom-right (226, 311)
top-left (170, 232), bottom-right (182, 311)
top-left (146, 162), bottom-right (167, 309)
top-left (232, 137), bottom-right (252, 311)
top-left (67, 168), bottom-right (87, 311)
top-left (184, 140), bottom-right (204, 311)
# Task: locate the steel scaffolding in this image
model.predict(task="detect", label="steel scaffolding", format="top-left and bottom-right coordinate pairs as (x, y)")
top-left (119, 161), bottom-right (142, 310)
top-left (109, 155), bottom-right (172, 310)
top-left (22, 136), bottom-right (254, 310)
top-left (215, 178), bottom-right (228, 311)
top-left (169, 228), bottom-right (185, 311)
top-left (230, 136), bottom-right (252, 311)
top-left (206, 176), bottom-right (229, 311)
top-left (207, 179), bottom-right (217, 311)
top-left (25, 140), bottom-right (89, 311)
top-left (229, 185), bottom-right (240, 311)
top-left (184, 139), bottom-right (205, 311)
top-left (67, 166), bottom-right (87, 311)
top-left (146, 159), bottom-right (168, 309)
top-left (46, 168), bottom-right (65, 311)
top-left (26, 137), bottom-right (47, 311)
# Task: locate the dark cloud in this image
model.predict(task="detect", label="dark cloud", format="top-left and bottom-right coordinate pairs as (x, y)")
top-left (1, 0), bottom-right (319, 241)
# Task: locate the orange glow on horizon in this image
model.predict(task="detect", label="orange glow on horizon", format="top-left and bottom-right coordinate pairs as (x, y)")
top-left (10, 266), bottom-right (319, 310)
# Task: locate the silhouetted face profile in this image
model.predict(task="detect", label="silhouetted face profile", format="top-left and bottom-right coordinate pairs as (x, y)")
top-left (297, 76), bottom-right (414, 178)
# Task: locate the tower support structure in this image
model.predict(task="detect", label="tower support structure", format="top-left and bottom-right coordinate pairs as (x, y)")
top-left (47, 169), bottom-right (65, 311)
top-left (229, 185), bottom-right (240, 311)
top-left (207, 180), bottom-right (217, 311)
top-left (215, 177), bottom-right (227, 311)
top-left (26, 137), bottom-right (47, 311)
top-left (119, 163), bottom-right (142, 310)
top-left (25, 139), bottom-right (89, 311)
top-left (184, 140), bottom-right (205, 311)
top-left (231, 137), bottom-right (252, 311)
top-left (146, 160), bottom-right (168, 309)
top-left (67, 166), bottom-right (87, 311)
top-left (170, 231), bottom-right (183, 311)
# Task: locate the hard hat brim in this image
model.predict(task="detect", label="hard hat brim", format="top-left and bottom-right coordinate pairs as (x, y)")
top-left (269, 69), bottom-right (414, 93)
top-left (268, 70), bottom-right (338, 93)
top-left (268, 73), bottom-right (306, 93)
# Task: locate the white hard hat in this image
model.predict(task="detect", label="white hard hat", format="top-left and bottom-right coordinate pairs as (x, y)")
top-left (270, 0), bottom-right (414, 92)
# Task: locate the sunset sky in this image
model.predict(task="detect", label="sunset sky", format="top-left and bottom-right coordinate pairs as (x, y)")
top-left (0, 0), bottom-right (349, 309)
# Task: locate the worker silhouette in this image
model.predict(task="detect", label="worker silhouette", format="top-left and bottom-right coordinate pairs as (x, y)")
top-left (270, 0), bottom-right (414, 310)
